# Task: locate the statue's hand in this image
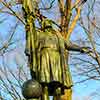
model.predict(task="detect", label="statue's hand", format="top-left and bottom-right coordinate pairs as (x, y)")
top-left (81, 47), bottom-right (92, 54)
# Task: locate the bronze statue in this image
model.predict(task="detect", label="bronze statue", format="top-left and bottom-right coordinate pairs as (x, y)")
top-left (22, 0), bottom-right (90, 100)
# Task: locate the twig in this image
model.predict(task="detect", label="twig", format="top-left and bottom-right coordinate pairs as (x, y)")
top-left (0, 0), bottom-right (25, 25)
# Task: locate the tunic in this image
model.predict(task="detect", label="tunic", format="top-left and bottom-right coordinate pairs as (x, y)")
top-left (31, 27), bottom-right (73, 95)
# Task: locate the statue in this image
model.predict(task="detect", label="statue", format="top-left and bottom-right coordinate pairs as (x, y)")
top-left (21, 0), bottom-right (91, 100)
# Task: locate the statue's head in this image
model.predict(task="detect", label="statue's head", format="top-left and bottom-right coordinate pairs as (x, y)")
top-left (42, 19), bottom-right (52, 29)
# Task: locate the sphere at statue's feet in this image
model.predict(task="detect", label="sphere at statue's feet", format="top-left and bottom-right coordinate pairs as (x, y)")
top-left (22, 79), bottom-right (42, 99)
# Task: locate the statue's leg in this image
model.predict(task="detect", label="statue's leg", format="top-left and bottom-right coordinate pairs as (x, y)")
top-left (41, 86), bottom-right (50, 100)
top-left (53, 87), bottom-right (61, 100)
top-left (53, 95), bottom-right (61, 100)
top-left (28, 99), bottom-right (40, 100)
top-left (61, 88), bottom-right (72, 100)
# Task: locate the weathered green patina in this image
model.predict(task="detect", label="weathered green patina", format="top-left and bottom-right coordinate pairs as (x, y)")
top-left (22, 0), bottom-right (73, 99)
top-left (35, 24), bottom-right (73, 89)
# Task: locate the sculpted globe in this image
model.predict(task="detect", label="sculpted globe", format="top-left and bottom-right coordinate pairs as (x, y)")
top-left (22, 79), bottom-right (42, 99)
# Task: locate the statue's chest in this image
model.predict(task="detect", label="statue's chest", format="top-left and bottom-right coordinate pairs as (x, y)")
top-left (36, 31), bottom-right (65, 50)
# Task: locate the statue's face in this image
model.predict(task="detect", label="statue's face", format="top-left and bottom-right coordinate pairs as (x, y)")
top-left (42, 19), bottom-right (52, 29)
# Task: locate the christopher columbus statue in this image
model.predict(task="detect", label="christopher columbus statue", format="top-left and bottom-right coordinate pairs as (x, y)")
top-left (21, 0), bottom-right (90, 100)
